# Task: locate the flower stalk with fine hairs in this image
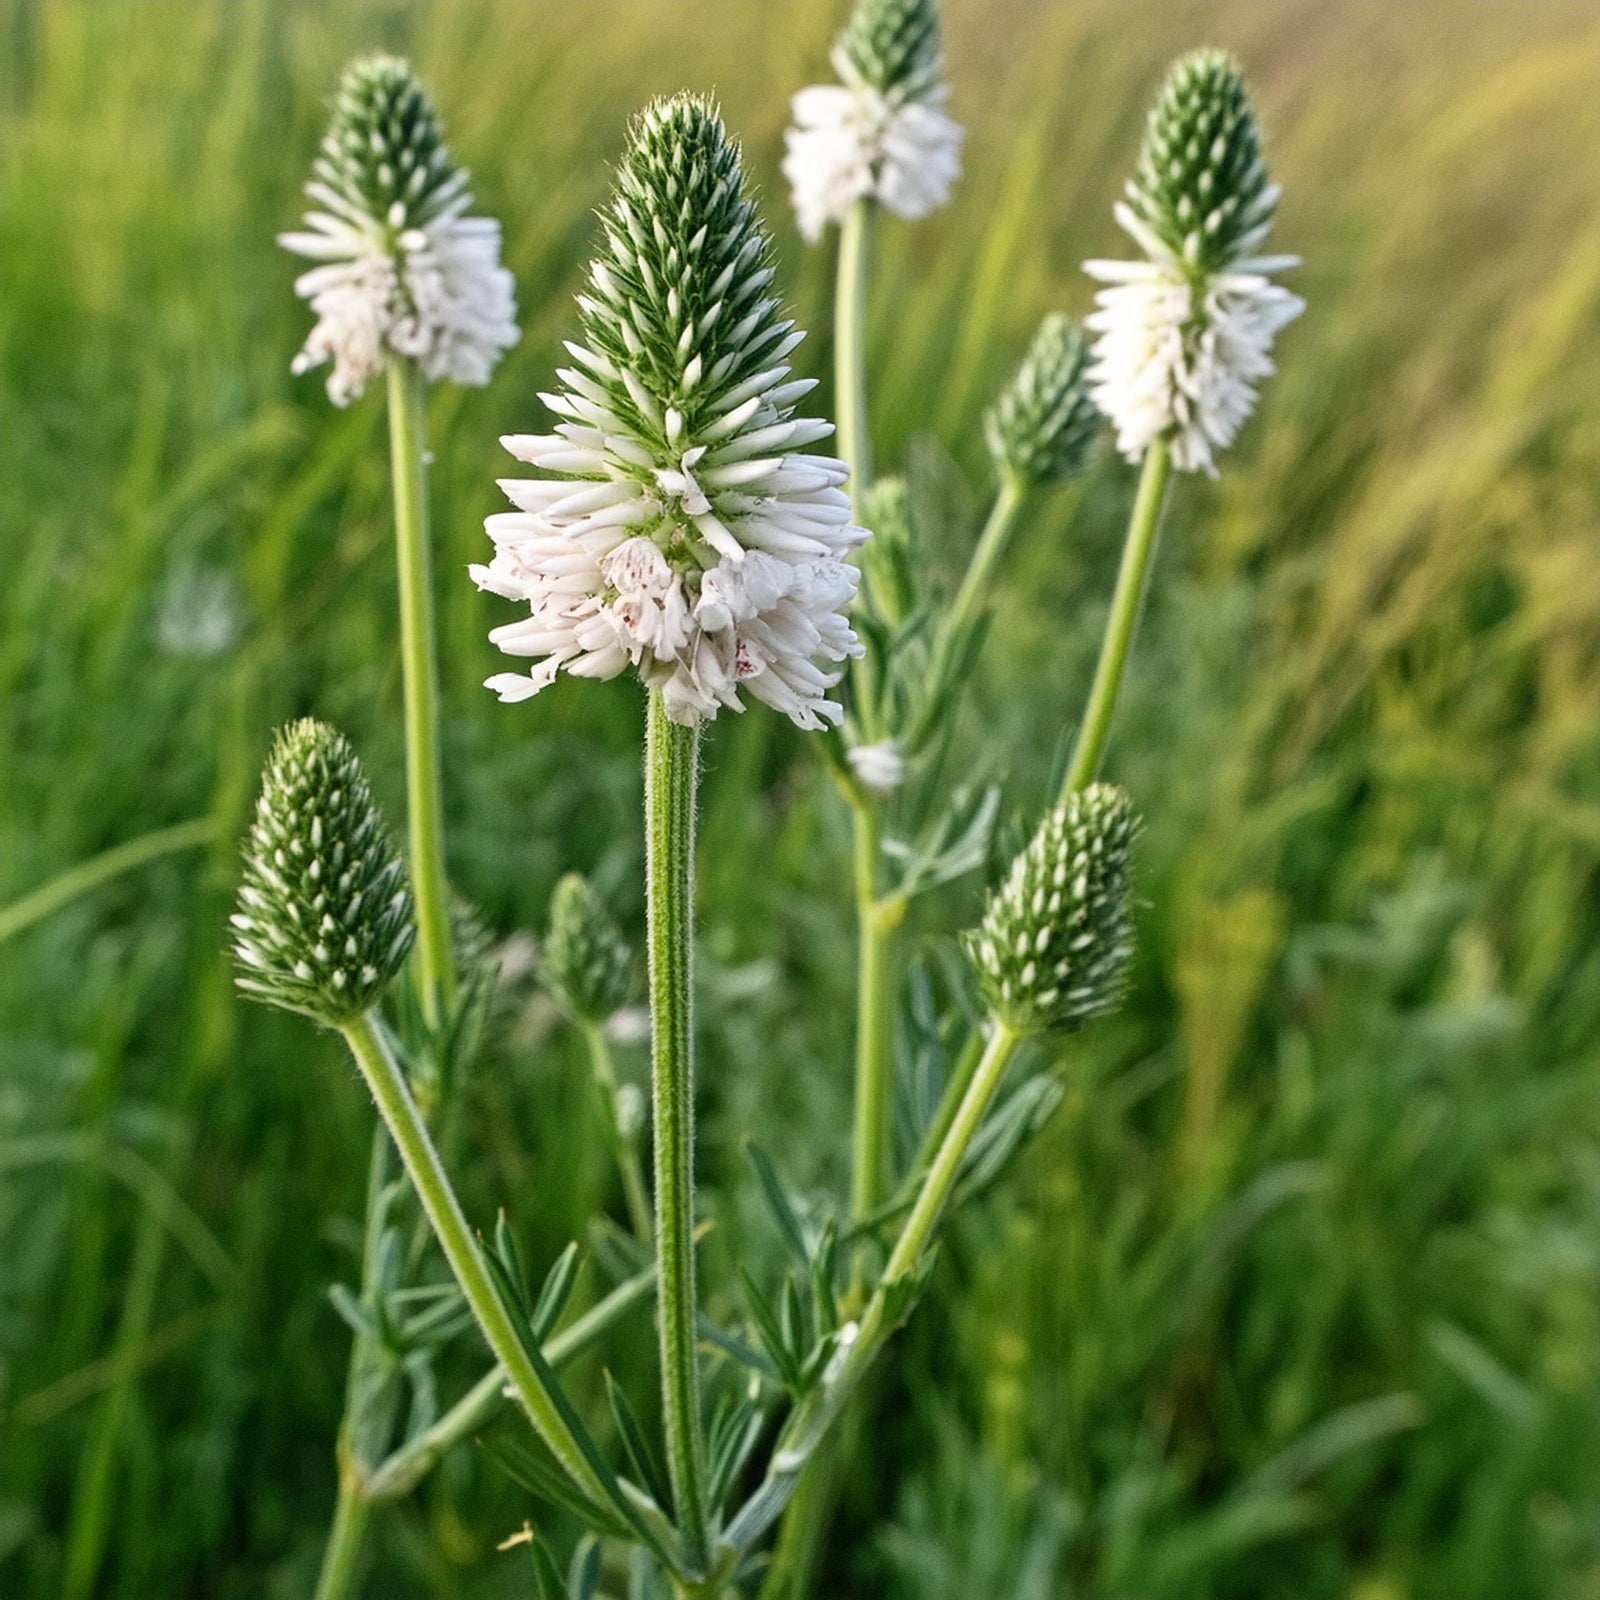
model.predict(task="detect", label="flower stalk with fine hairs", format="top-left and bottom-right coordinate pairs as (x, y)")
top-left (1069, 49), bottom-right (1301, 793)
top-left (477, 95), bottom-right (863, 1578)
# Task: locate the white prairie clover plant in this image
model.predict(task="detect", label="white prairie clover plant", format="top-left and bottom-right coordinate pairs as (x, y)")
top-left (783, 0), bottom-right (963, 243)
top-left (280, 54), bottom-right (518, 406)
top-left (1084, 49), bottom-right (1303, 477)
top-left (475, 96), bottom-right (867, 732)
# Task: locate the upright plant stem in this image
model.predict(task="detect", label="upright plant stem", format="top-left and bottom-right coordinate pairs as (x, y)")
top-left (943, 477), bottom-right (1025, 647)
top-left (313, 1488), bottom-right (372, 1600)
top-left (583, 1021), bottom-right (654, 1243)
top-left (834, 199), bottom-right (874, 495)
top-left (386, 356), bottom-right (457, 1031)
top-left (644, 693), bottom-right (710, 1566)
top-left (849, 802), bottom-right (900, 1225)
top-left (1062, 439), bottom-right (1172, 797)
top-left (338, 1012), bottom-right (623, 1519)
top-left (314, 1129), bottom-right (398, 1600)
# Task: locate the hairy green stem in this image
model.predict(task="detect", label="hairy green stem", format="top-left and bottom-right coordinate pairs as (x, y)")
top-left (386, 356), bottom-right (456, 1031)
top-left (363, 1262), bottom-right (659, 1501)
top-left (338, 1012), bottom-right (622, 1518)
top-left (583, 1021), bottom-right (654, 1244)
top-left (1062, 438), bottom-right (1172, 797)
top-left (644, 693), bottom-right (710, 1565)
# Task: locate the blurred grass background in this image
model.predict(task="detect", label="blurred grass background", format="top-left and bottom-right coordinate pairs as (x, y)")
top-left (1, 0), bottom-right (1597, 1595)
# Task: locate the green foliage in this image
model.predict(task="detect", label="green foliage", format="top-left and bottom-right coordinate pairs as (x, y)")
top-left (0, 4), bottom-right (1595, 1599)
top-left (966, 784), bottom-right (1138, 1035)
top-left (1123, 48), bottom-right (1277, 274)
top-left (231, 719), bottom-right (414, 1022)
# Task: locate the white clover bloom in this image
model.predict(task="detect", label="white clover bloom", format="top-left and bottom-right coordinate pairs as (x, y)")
top-left (1083, 50), bottom-right (1302, 477)
top-left (280, 56), bottom-right (517, 406)
top-left (783, 0), bottom-right (962, 243)
top-left (474, 96), bottom-right (867, 732)
top-left (847, 739), bottom-right (906, 791)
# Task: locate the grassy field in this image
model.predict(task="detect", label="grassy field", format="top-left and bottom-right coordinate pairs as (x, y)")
top-left (2, 1), bottom-right (1597, 1596)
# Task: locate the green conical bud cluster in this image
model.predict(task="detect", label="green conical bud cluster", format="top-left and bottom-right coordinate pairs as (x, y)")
top-left (583, 94), bottom-right (786, 458)
top-left (311, 54), bottom-right (465, 232)
top-left (833, 0), bottom-right (943, 102)
top-left (232, 720), bottom-right (414, 1022)
top-left (983, 314), bottom-right (1098, 487)
top-left (966, 784), bottom-right (1138, 1035)
top-left (859, 475), bottom-right (916, 630)
top-left (1122, 49), bottom-right (1276, 276)
top-left (538, 874), bottom-right (633, 1025)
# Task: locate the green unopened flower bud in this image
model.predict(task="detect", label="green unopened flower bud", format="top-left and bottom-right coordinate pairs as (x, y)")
top-left (313, 54), bottom-right (463, 233)
top-left (538, 874), bottom-right (632, 1025)
top-left (1122, 49), bottom-right (1276, 276)
top-left (983, 314), bottom-right (1097, 487)
top-left (232, 720), bottom-right (415, 1022)
top-left (966, 784), bottom-right (1138, 1035)
top-left (834, 0), bottom-right (943, 101)
top-left (859, 476), bottom-right (917, 630)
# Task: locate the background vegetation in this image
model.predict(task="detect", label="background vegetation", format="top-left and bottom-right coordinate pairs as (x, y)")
top-left (1, 1), bottom-right (1596, 1595)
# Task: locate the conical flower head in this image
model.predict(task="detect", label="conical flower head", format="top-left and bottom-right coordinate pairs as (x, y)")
top-left (476, 95), bottom-right (867, 730)
top-left (539, 873), bottom-right (633, 1025)
top-left (984, 314), bottom-right (1098, 487)
top-left (1122, 49), bottom-right (1276, 278)
top-left (1083, 49), bottom-right (1301, 476)
top-left (966, 784), bottom-right (1138, 1035)
top-left (784, 0), bottom-right (961, 243)
top-left (834, 0), bottom-right (943, 101)
top-left (231, 720), bottom-right (414, 1022)
top-left (280, 54), bottom-right (518, 405)
top-left (312, 55), bottom-right (464, 234)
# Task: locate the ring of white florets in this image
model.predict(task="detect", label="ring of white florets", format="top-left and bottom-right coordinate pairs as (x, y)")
top-left (280, 179), bottom-right (518, 405)
top-left (783, 79), bottom-right (962, 243)
top-left (1084, 202), bottom-right (1302, 476)
top-left (473, 352), bottom-right (868, 730)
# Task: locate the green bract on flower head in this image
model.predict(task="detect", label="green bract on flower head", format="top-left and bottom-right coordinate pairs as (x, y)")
top-left (984, 314), bottom-right (1098, 487)
top-left (231, 720), bottom-right (414, 1022)
top-left (538, 874), bottom-right (633, 1025)
top-left (313, 55), bottom-right (462, 234)
top-left (475, 94), bottom-right (867, 731)
top-left (966, 784), bottom-right (1139, 1035)
top-left (834, 0), bottom-right (943, 101)
top-left (1122, 49), bottom-right (1276, 278)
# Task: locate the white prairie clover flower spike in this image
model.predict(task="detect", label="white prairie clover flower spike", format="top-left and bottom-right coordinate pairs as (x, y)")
top-left (965, 784), bottom-right (1139, 1036)
top-left (474, 95), bottom-right (868, 731)
top-left (280, 54), bottom-right (518, 406)
top-left (1084, 49), bottom-right (1303, 477)
top-left (232, 720), bottom-right (415, 1023)
top-left (539, 873), bottom-right (633, 1026)
top-left (783, 0), bottom-right (963, 244)
top-left (984, 314), bottom-right (1098, 488)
